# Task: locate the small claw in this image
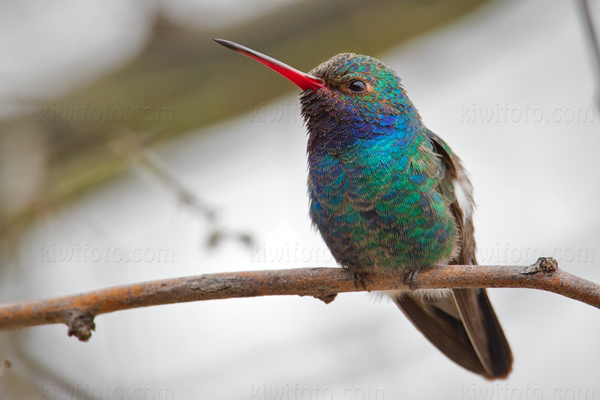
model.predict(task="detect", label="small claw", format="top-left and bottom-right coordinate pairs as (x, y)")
top-left (403, 269), bottom-right (419, 290)
top-left (350, 271), bottom-right (369, 291)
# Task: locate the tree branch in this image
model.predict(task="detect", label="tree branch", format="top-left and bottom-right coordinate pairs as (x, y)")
top-left (578, 0), bottom-right (600, 110)
top-left (0, 258), bottom-right (598, 341)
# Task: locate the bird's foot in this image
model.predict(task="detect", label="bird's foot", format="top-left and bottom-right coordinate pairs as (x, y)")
top-left (350, 270), bottom-right (369, 291)
top-left (403, 268), bottom-right (419, 291)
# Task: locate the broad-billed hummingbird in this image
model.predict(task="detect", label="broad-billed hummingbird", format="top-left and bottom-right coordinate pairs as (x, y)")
top-left (214, 39), bottom-right (513, 379)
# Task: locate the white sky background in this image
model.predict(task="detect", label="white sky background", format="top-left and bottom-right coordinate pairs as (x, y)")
top-left (1, 0), bottom-right (600, 399)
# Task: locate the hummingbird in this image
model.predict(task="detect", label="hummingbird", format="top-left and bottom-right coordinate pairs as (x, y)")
top-left (214, 38), bottom-right (513, 379)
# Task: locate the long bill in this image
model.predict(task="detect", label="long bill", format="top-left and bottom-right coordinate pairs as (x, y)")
top-left (213, 39), bottom-right (327, 92)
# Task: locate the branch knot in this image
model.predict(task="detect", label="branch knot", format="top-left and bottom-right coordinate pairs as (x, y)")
top-left (521, 257), bottom-right (559, 275)
top-left (66, 310), bottom-right (96, 342)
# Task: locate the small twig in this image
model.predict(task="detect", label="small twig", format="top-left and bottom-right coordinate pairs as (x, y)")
top-left (578, 0), bottom-right (600, 110)
top-left (110, 131), bottom-right (254, 248)
top-left (0, 258), bottom-right (598, 341)
top-left (0, 359), bottom-right (11, 378)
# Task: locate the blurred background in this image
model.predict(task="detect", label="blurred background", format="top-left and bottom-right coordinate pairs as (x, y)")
top-left (1, 0), bottom-right (599, 398)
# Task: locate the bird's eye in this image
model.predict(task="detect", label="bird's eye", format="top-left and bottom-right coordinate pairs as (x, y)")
top-left (348, 80), bottom-right (366, 93)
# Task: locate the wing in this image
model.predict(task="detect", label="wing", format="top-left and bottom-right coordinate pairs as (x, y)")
top-left (392, 130), bottom-right (513, 379)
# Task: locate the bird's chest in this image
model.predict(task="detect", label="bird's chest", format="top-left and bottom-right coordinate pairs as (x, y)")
top-left (308, 140), bottom-right (403, 215)
top-left (306, 135), bottom-right (456, 271)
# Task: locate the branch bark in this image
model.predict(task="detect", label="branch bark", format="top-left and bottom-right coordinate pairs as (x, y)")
top-left (0, 257), bottom-right (598, 341)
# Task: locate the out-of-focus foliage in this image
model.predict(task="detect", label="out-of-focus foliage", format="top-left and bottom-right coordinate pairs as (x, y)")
top-left (0, 0), bottom-right (489, 263)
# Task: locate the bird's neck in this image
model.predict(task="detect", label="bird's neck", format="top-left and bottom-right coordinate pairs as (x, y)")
top-left (307, 112), bottom-right (423, 156)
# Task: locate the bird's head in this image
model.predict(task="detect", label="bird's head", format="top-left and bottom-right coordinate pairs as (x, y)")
top-left (214, 39), bottom-right (420, 149)
top-left (300, 52), bottom-right (418, 127)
